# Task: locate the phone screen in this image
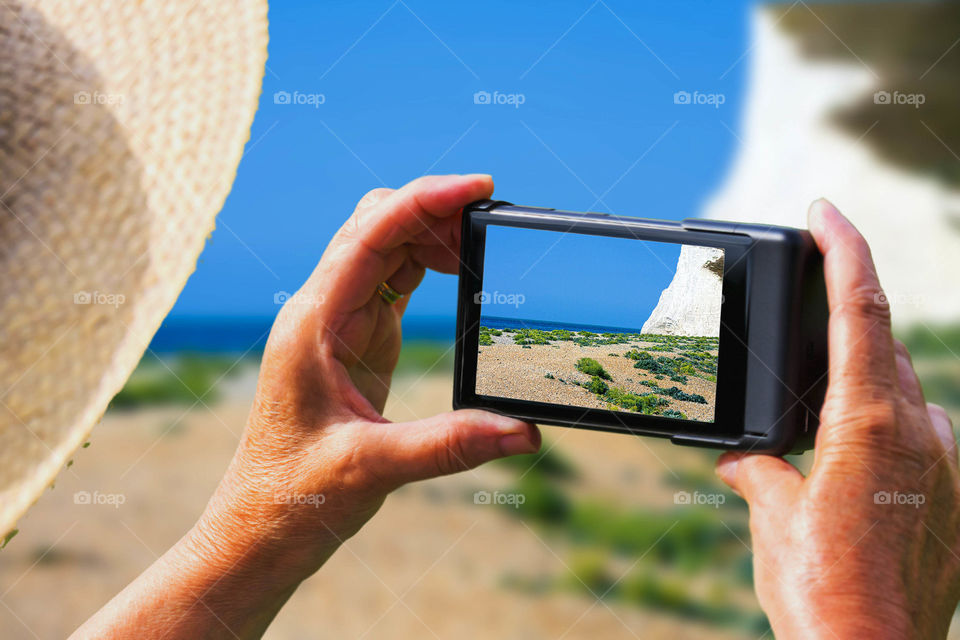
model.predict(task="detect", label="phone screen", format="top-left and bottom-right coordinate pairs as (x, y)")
top-left (475, 224), bottom-right (723, 423)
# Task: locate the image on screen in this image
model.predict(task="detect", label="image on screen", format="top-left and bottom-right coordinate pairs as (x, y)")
top-left (475, 225), bottom-right (723, 423)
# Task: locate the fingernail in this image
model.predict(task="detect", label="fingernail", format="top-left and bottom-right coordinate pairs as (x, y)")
top-left (499, 433), bottom-right (538, 456)
top-left (489, 414), bottom-right (529, 434)
top-left (715, 453), bottom-right (739, 482)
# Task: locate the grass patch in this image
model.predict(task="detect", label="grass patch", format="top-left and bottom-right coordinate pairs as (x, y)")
top-left (575, 357), bottom-right (612, 380)
top-left (395, 341), bottom-right (454, 374)
top-left (495, 444), bottom-right (577, 479)
top-left (587, 376), bottom-right (609, 394)
top-left (110, 354), bottom-right (247, 409)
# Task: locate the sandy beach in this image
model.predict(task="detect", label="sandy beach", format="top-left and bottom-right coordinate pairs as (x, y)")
top-left (476, 329), bottom-right (718, 423)
top-left (0, 366), bottom-right (752, 640)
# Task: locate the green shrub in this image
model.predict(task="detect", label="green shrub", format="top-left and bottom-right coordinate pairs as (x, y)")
top-left (111, 354), bottom-right (244, 409)
top-left (479, 333), bottom-right (493, 346)
top-left (496, 443), bottom-right (577, 479)
top-left (576, 357), bottom-right (611, 380)
top-left (587, 376), bottom-right (609, 394)
top-left (544, 372), bottom-right (555, 379)
top-left (662, 387), bottom-right (707, 404)
top-left (603, 387), bottom-right (670, 414)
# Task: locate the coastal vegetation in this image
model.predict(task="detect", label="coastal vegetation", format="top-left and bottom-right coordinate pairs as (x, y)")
top-left (575, 357), bottom-right (612, 380)
top-left (477, 323), bottom-right (720, 421)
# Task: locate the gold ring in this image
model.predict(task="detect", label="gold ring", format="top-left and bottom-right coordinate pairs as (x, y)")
top-left (376, 281), bottom-right (403, 305)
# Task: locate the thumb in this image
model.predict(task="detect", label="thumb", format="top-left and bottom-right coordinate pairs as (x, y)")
top-left (716, 452), bottom-right (804, 510)
top-left (363, 410), bottom-right (540, 487)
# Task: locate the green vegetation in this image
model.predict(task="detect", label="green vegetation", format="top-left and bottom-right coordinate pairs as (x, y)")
top-left (900, 324), bottom-right (960, 359)
top-left (1, 529), bottom-right (18, 550)
top-left (495, 444), bottom-right (577, 479)
top-left (110, 354), bottom-right (247, 409)
top-left (490, 452), bottom-right (767, 632)
top-left (777, 3), bottom-right (960, 188)
top-left (603, 386), bottom-right (669, 414)
top-left (575, 357), bottom-right (611, 380)
top-left (638, 379), bottom-right (706, 404)
top-left (587, 376), bottom-right (609, 395)
top-left (395, 341), bottom-right (454, 374)
top-left (703, 255), bottom-right (724, 278)
top-left (626, 349), bottom-right (716, 379)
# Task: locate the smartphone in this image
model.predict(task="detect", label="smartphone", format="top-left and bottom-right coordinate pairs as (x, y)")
top-left (453, 200), bottom-right (828, 454)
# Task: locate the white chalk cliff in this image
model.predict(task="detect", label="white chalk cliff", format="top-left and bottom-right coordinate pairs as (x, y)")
top-left (641, 246), bottom-right (724, 337)
top-left (701, 7), bottom-right (960, 325)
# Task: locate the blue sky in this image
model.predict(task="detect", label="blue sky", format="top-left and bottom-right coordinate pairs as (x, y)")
top-left (168, 0), bottom-right (753, 324)
top-left (480, 225), bottom-right (683, 329)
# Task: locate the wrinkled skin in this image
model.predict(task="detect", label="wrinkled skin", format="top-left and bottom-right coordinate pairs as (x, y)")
top-left (74, 175), bottom-right (540, 639)
top-left (73, 187), bottom-right (959, 639)
top-left (716, 199), bottom-right (960, 639)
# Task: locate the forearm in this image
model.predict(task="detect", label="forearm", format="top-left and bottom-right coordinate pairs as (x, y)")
top-left (71, 507), bottom-right (338, 639)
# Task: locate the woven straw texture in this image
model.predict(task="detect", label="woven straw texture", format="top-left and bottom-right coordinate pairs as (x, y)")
top-left (0, 1), bottom-right (268, 534)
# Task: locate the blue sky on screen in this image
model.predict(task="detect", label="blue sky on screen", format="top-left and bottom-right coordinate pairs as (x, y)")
top-left (168, 0), bottom-right (753, 321)
top-left (480, 225), bottom-right (682, 329)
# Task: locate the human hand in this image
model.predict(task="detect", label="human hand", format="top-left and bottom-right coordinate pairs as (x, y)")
top-left (716, 199), bottom-right (960, 639)
top-left (193, 175), bottom-right (540, 578)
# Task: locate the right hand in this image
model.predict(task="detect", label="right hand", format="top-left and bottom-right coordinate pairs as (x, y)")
top-left (716, 199), bottom-right (960, 639)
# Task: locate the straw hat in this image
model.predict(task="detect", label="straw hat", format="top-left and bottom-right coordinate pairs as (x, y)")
top-left (0, 1), bottom-right (268, 535)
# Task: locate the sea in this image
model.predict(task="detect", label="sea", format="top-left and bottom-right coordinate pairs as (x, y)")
top-left (149, 315), bottom-right (457, 354)
top-left (148, 315), bottom-right (645, 354)
top-left (479, 315), bottom-right (644, 335)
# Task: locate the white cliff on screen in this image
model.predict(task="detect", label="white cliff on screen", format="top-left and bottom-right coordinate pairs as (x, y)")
top-left (641, 245), bottom-right (723, 337)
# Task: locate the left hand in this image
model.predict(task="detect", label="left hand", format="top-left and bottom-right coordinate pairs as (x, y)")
top-left (72, 174), bottom-right (540, 639)
top-left (202, 174), bottom-right (541, 573)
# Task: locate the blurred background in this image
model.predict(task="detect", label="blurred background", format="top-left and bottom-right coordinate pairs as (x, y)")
top-left (2, 1), bottom-right (959, 638)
